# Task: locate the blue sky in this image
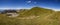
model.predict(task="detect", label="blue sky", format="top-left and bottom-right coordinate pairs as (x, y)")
top-left (0, 0), bottom-right (60, 11)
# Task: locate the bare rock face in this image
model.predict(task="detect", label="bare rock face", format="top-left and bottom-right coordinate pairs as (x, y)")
top-left (7, 13), bottom-right (19, 17)
top-left (1, 10), bottom-right (18, 14)
top-left (0, 10), bottom-right (19, 17)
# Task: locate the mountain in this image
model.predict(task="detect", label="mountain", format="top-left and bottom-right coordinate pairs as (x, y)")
top-left (18, 7), bottom-right (55, 17)
top-left (0, 7), bottom-right (59, 25)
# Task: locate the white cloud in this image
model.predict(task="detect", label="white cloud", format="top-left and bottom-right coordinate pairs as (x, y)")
top-left (27, 1), bottom-right (31, 3)
top-left (0, 8), bottom-right (10, 10)
top-left (39, 6), bottom-right (60, 11)
top-left (0, 8), bottom-right (21, 10)
top-left (52, 9), bottom-right (60, 11)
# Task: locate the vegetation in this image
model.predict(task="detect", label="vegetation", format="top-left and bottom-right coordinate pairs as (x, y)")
top-left (0, 7), bottom-right (59, 25)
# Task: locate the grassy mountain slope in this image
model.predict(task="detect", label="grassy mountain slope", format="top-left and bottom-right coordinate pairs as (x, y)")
top-left (18, 7), bottom-right (54, 17)
top-left (0, 7), bottom-right (59, 25)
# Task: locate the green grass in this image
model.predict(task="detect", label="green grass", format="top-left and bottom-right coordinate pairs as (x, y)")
top-left (0, 7), bottom-right (59, 25)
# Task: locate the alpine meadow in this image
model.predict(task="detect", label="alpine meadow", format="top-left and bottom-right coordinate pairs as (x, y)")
top-left (0, 7), bottom-right (59, 25)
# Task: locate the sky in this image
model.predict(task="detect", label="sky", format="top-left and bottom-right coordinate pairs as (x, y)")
top-left (0, 0), bottom-right (60, 11)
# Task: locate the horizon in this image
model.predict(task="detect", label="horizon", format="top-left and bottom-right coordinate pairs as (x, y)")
top-left (0, 7), bottom-right (60, 11)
